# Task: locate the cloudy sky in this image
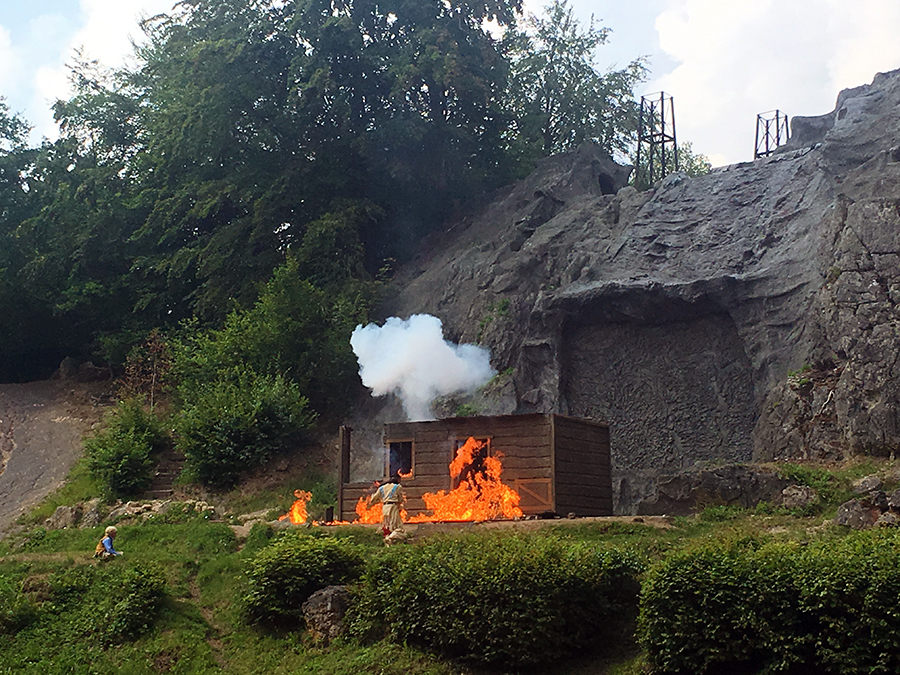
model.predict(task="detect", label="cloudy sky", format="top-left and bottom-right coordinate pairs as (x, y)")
top-left (2, 1), bottom-right (900, 166)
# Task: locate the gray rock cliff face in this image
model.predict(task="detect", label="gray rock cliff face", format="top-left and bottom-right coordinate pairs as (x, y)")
top-left (373, 69), bottom-right (900, 512)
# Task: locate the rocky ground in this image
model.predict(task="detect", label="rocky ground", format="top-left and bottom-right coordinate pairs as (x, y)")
top-left (0, 379), bottom-right (111, 538)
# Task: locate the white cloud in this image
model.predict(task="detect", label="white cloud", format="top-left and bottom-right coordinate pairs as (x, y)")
top-left (647, 0), bottom-right (900, 165)
top-left (23, 0), bottom-right (173, 140)
top-left (0, 25), bottom-right (20, 98)
top-left (72, 0), bottom-right (172, 67)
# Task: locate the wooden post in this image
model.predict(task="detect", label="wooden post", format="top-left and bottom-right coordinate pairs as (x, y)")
top-left (338, 425), bottom-right (352, 520)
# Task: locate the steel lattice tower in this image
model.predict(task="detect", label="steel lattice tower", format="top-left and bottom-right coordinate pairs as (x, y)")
top-left (635, 92), bottom-right (678, 188)
top-left (754, 110), bottom-right (790, 159)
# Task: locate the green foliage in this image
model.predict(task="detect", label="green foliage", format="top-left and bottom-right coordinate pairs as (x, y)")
top-left (176, 367), bottom-right (316, 488)
top-left (503, 0), bottom-right (647, 164)
top-left (0, 574), bottom-right (40, 635)
top-left (84, 398), bottom-right (168, 499)
top-left (454, 403), bottom-right (479, 417)
top-left (699, 504), bottom-right (745, 522)
top-left (778, 462), bottom-right (848, 505)
top-left (172, 255), bottom-right (372, 419)
top-left (48, 562), bottom-right (166, 644)
top-left (347, 532), bottom-right (644, 668)
top-left (243, 533), bottom-right (365, 626)
top-left (0, 0), bottom-right (655, 386)
top-left (639, 530), bottom-right (900, 674)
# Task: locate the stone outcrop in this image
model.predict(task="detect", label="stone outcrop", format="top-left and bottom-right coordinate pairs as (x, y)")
top-left (634, 465), bottom-right (791, 516)
top-left (372, 69), bottom-right (900, 513)
top-left (834, 487), bottom-right (900, 530)
top-left (302, 586), bottom-right (351, 644)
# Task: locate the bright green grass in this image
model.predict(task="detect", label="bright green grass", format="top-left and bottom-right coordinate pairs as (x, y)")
top-left (2, 457), bottom-right (894, 675)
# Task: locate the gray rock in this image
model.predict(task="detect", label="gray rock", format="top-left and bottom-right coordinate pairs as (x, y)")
top-left (79, 498), bottom-right (103, 529)
top-left (302, 586), bottom-right (351, 644)
top-left (781, 485), bottom-right (819, 509)
top-left (45, 505), bottom-right (81, 530)
top-left (863, 490), bottom-right (889, 512)
top-left (853, 474), bottom-right (884, 494)
top-left (57, 357), bottom-right (79, 380)
top-left (366, 68), bottom-right (900, 512)
top-left (634, 465), bottom-right (791, 516)
top-left (876, 511), bottom-right (900, 528)
top-left (834, 499), bottom-right (880, 529)
top-left (888, 488), bottom-right (900, 511)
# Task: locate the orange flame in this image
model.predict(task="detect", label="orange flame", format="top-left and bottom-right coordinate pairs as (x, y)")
top-left (354, 495), bottom-right (383, 524)
top-left (408, 437), bottom-right (523, 522)
top-left (279, 489), bottom-right (312, 524)
top-left (335, 437), bottom-right (523, 527)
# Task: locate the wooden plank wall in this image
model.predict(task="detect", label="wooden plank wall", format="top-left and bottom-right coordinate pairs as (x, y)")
top-left (380, 414), bottom-right (553, 518)
top-left (339, 414), bottom-right (611, 520)
top-left (552, 415), bottom-right (612, 516)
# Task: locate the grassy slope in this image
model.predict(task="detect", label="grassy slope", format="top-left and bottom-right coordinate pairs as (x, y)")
top-left (0, 457), bottom-right (894, 674)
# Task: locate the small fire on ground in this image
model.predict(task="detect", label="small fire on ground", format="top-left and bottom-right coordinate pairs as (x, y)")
top-left (278, 437), bottom-right (524, 525)
top-left (278, 489), bottom-right (312, 525)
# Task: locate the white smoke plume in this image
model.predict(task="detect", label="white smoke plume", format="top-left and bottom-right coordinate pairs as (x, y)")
top-left (350, 314), bottom-right (496, 421)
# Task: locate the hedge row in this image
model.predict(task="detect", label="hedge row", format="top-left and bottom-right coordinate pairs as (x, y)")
top-left (639, 529), bottom-right (900, 674)
top-left (345, 532), bottom-right (644, 668)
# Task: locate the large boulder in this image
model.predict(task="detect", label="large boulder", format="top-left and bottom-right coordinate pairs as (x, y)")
top-left (302, 585), bottom-right (351, 644)
top-left (44, 504), bottom-right (81, 530)
top-left (634, 465), bottom-right (791, 516)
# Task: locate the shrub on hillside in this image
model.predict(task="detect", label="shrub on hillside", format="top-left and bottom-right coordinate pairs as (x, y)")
top-left (639, 530), bottom-right (900, 674)
top-left (243, 534), bottom-right (365, 626)
top-left (347, 532), bottom-right (644, 668)
top-left (169, 256), bottom-right (374, 420)
top-left (176, 367), bottom-right (316, 488)
top-left (0, 575), bottom-right (40, 635)
top-left (46, 562), bottom-right (165, 644)
top-left (85, 398), bottom-right (168, 499)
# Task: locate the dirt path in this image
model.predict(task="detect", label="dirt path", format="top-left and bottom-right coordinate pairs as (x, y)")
top-left (0, 380), bottom-right (110, 538)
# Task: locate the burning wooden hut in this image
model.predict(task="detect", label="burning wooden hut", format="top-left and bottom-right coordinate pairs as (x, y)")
top-left (337, 413), bottom-right (611, 521)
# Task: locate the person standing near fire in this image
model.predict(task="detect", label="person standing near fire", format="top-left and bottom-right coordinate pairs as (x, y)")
top-left (368, 474), bottom-right (407, 544)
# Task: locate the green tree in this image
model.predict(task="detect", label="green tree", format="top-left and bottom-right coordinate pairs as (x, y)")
top-left (0, 99), bottom-right (68, 380)
top-left (502, 0), bottom-right (647, 168)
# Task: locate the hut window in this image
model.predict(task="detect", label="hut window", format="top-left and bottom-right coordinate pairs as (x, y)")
top-left (388, 440), bottom-right (413, 478)
top-left (452, 437), bottom-right (491, 488)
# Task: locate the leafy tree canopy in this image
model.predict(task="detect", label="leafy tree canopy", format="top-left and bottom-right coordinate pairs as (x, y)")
top-left (502, 0), bottom-right (648, 169)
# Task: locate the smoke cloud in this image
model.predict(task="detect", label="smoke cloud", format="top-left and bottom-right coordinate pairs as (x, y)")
top-left (350, 314), bottom-right (496, 421)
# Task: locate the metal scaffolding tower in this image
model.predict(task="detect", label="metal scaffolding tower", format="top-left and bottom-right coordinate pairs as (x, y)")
top-left (636, 92), bottom-right (678, 188)
top-left (755, 110), bottom-right (789, 159)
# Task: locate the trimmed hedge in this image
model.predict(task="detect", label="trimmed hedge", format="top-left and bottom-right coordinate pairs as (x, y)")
top-left (243, 534), bottom-right (365, 626)
top-left (347, 532), bottom-right (644, 668)
top-left (639, 530), bottom-right (900, 674)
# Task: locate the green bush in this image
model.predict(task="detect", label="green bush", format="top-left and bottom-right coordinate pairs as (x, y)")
top-left (170, 256), bottom-right (374, 419)
top-left (639, 530), bottom-right (900, 674)
top-left (347, 532), bottom-right (644, 668)
top-left (0, 574), bottom-right (40, 635)
top-left (176, 367), bottom-right (316, 488)
top-left (777, 463), bottom-right (849, 506)
top-left (84, 398), bottom-right (168, 499)
top-left (41, 562), bottom-right (166, 645)
top-left (243, 533), bottom-right (365, 626)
